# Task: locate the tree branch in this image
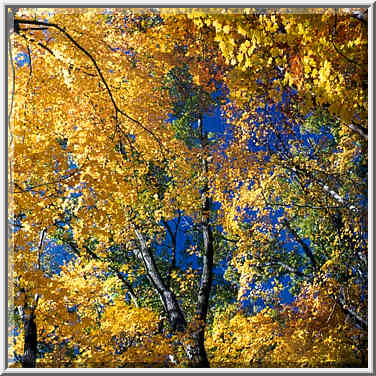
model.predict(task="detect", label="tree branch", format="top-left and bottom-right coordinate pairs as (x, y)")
top-left (66, 240), bottom-right (139, 307)
top-left (162, 219), bottom-right (178, 290)
top-left (36, 228), bottom-right (46, 272)
top-left (331, 13), bottom-right (361, 67)
top-left (350, 9), bottom-right (367, 26)
top-left (266, 260), bottom-right (311, 280)
top-left (282, 218), bottom-right (317, 270)
top-left (346, 122), bottom-right (368, 141)
top-left (338, 287), bottom-right (367, 329)
top-left (14, 18), bottom-right (166, 157)
top-left (134, 228), bottom-right (186, 332)
top-left (218, 234), bottom-right (239, 243)
top-left (286, 165), bottom-right (360, 213)
top-left (13, 168), bottom-right (81, 194)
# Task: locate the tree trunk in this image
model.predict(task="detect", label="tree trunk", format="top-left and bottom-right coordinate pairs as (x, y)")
top-left (134, 229), bottom-right (187, 332)
top-left (135, 227), bottom-right (213, 367)
top-left (132, 114), bottom-right (215, 367)
top-left (187, 330), bottom-right (210, 367)
top-left (22, 311), bottom-right (37, 368)
top-left (185, 114), bottom-right (215, 368)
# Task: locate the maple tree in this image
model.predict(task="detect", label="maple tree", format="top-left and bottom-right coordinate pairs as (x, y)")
top-left (8, 7), bottom-right (368, 368)
top-left (187, 7), bottom-right (368, 138)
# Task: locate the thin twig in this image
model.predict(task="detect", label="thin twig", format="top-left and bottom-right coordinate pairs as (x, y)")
top-left (13, 168), bottom-right (80, 193)
top-left (282, 218), bottom-right (317, 270)
top-left (26, 43), bottom-right (32, 76)
top-left (163, 219), bottom-right (179, 289)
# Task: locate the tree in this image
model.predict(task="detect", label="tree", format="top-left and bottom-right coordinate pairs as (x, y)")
top-left (8, 7), bottom-right (367, 368)
top-left (206, 278), bottom-right (367, 367)
top-left (9, 7), bottom-right (227, 367)
top-left (188, 7), bottom-right (368, 139)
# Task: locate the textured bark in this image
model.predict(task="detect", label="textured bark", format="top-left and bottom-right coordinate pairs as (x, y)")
top-left (21, 312), bottom-right (37, 368)
top-left (197, 177), bottom-right (215, 322)
top-left (134, 229), bottom-right (187, 332)
top-left (318, 181), bottom-right (358, 213)
top-left (134, 228), bottom-right (208, 366)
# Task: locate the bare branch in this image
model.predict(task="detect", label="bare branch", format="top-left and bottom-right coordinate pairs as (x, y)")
top-left (14, 168), bottom-right (81, 194)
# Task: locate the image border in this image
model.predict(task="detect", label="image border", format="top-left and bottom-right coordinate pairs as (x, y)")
top-left (2, 1), bottom-right (374, 374)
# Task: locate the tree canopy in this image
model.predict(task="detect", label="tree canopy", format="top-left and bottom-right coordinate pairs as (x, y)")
top-left (8, 7), bottom-right (368, 368)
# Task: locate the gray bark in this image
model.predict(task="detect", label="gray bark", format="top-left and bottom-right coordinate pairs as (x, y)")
top-left (346, 123), bottom-right (368, 141)
top-left (318, 181), bottom-right (359, 213)
top-left (289, 165), bottom-right (359, 213)
top-left (134, 229), bottom-right (187, 332)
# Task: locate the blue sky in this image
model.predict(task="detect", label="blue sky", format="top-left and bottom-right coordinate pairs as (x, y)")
top-left (38, 88), bottom-right (318, 313)
top-left (14, 32), bottom-right (365, 318)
